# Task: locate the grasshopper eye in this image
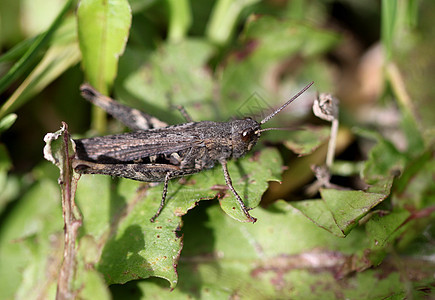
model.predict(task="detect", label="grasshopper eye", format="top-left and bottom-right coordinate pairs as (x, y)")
top-left (241, 129), bottom-right (255, 142)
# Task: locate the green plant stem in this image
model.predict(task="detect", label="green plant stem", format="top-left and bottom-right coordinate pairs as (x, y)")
top-left (166, 0), bottom-right (192, 42)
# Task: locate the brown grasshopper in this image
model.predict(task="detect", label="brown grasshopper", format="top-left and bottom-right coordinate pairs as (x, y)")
top-left (73, 82), bottom-right (314, 222)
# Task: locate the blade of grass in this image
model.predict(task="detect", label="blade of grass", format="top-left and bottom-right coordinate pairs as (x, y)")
top-left (1, 42), bottom-right (81, 118)
top-left (0, 0), bottom-right (73, 97)
top-left (381, 0), bottom-right (397, 61)
top-left (0, 35), bottom-right (39, 64)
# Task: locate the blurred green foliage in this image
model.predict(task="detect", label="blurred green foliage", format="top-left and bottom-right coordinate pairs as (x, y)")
top-left (0, 0), bottom-right (434, 299)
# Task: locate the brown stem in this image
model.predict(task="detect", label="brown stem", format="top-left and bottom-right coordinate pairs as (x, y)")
top-left (56, 122), bottom-right (82, 300)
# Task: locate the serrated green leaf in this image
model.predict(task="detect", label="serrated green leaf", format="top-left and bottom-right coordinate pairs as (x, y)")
top-left (355, 127), bottom-right (404, 196)
top-left (283, 126), bottom-right (330, 156)
top-left (118, 201), bottom-right (434, 299)
top-left (77, 0), bottom-right (132, 93)
top-left (321, 189), bottom-right (387, 235)
top-left (75, 147), bottom-right (282, 287)
top-left (220, 16), bottom-right (339, 110)
top-left (290, 199), bottom-right (345, 237)
top-left (366, 210), bottom-right (410, 250)
top-left (119, 39), bottom-right (215, 121)
top-left (123, 201), bottom-right (373, 298)
top-left (219, 148), bottom-right (282, 221)
top-left (244, 16), bottom-right (340, 59)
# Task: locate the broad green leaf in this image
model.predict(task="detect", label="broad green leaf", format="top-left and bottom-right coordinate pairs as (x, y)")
top-left (356, 127), bottom-right (405, 192)
top-left (75, 148), bottom-right (282, 287)
top-left (119, 39), bottom-right (215, 122)
top-left (114, 201), bottom-right (433, 299)
top-left (244, 16), bottom-right (340, 59)
top-left (283, 126), bottom-right (330, 156)
top-left (220, 17), bottom-right (339, 110)
top-left (77, 0), bottom-right (132, 93)
top-left (219, 148), bottom-right (282, 221)
top-left (365, 210), bottom-right (410, 250)
top-left (74, 236), bottom-right (111, 299)
top-left (290, 199), bottom-right (345, 237)
top-left (112, 201), bottom-right (429, 299)
top-left (321, 189), bottom-right (387, 235)
top-left (394, 149), bottom-right (432, 197)
top-left (0, 180), bottom-right (62, 300)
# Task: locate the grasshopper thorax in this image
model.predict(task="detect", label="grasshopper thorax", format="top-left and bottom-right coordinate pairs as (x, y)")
top-left (230, 118), bottom-right (262, 158)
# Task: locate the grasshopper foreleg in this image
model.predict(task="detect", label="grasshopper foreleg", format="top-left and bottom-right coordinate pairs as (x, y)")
top-left (149, 167), bottom-right (203, 222)
top-left (219, 159), bottom-right (257, 223)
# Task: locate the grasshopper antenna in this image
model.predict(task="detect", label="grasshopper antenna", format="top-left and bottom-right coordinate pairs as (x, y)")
top-left (260, 81), bottom-right (314, 125)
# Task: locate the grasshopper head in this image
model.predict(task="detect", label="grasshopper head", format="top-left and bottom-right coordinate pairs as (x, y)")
top-left (230, 82), bottom-right (314, 159)
top-left (231, 118), bottom-right (262, 158)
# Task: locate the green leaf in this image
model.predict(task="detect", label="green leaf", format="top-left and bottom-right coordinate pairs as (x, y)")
top-left (0, 0), bottom-right (73, 98)
top-left (381, 0), bottom-right (398, 61)
top-left (115, 201), bottom-right (433, 298)
top-left (0, 35), bottom-right (39, 63)
top-left (283, 126), bottom-right (330, 156)
top-left (118, 39), bottom-right (215, 121)
top-left (74, 236), bottom-right (111, 299)
top-left (0, 180), bottom-right (62, 299)
top-left (356, 127), bottom-right (405, 190)
top-left (290, 199), bottom-right (345, 237)
top-left (220, 16), bottom-right (339, 109)
top-left (77, 0), bottom-right (132, 93)
top-left (114, 201), bottom-right (372, 298)
top-left (0, 114), bottom-right (17, 134)
top-left (244, 16), bottom-right (341, 59)
top-left (0, 18), bottom-right (81, 118)
top-left (219, 148), bottom-right (282, 221)
top-left (366, 210), bottom-right (410, 250)
top-left (321, 189), bottom-right (387, 235)
top-left (75, 148), bottom-right (281, 287)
